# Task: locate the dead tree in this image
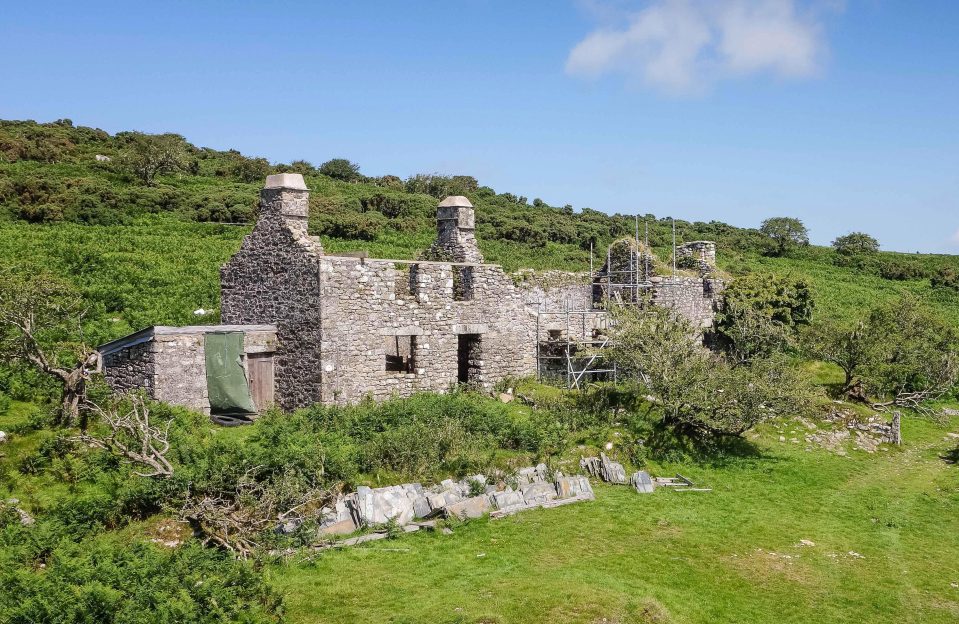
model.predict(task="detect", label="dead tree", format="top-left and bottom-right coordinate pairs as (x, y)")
top-left (74, 395), bottom-right (173, 478)
top-left (0, 270), bottom-right (98, 426)
top-left (179, 468), bottom-right (337, 558)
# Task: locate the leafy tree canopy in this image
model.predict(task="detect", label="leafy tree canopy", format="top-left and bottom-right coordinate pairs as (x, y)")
top-left (318, 158), bottom-right (361, 182)
top-left (832, 232), bottom-right (879, 255)
top-left (713, 273), bottom-right (813, 362)
top-left (760, 217), bottom-right (809, 256)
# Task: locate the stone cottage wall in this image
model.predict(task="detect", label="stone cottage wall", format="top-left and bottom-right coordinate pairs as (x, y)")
top-left (101, 329), bottom-right (278, 415)
top-left (152, 333), bottom-right (209, 414)
top-left (102, 341), bottom-right (155, 396)
top-left (220, 184), bottom-right (324, 410)
top-left (649, 277), bottom-right (724, 329)
top-left (317, 257), bottom-right (536, 404)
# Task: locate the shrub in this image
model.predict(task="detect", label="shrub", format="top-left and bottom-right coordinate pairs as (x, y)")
top-left (832, 232), bottom-right (879, 255)
top-left (931, 266), bottom-right (959, 291)
top-left (0, 536), bottom-right (282, 623)
top-left (878, 258), bottom-right (928, 281)
top-left (318, 158), bottom-right (361, 182)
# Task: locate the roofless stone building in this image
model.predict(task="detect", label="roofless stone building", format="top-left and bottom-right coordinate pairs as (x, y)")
top-left (100, 173), bottom-right (724, 417)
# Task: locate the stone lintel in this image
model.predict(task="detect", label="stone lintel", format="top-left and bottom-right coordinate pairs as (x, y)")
top-left (452, 323), bottom-right (488, 335)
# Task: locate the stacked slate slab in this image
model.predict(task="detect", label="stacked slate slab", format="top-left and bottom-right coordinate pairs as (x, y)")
top-left (580, 453), bottom-right (627, 484)
top-left (316, 468), bottom-right (595, 537)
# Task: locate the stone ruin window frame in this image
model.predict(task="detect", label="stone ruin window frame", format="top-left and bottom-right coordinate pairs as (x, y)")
top-left (452, 265), bottom-right (475, 302)
top-left (381, 327), bottom-right (424, 375)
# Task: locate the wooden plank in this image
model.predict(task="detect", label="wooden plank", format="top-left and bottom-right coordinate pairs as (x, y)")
top-left (247, 353), bottom-right (274, 412)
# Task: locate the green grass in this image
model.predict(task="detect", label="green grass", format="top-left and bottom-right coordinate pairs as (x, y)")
top-left (724, 250), bottom-right (959, 324)
top-left (268, 414), bottom-right (959, 624)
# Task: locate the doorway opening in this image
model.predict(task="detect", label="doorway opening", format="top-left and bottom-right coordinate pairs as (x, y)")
top-left (457, 334), bottom-right (482, 385)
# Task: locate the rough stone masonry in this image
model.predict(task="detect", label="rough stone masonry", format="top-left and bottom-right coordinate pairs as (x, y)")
top-left (220, 173), bottom-right (537, 408)
top-left (101, 173), bottom-right (724, 413)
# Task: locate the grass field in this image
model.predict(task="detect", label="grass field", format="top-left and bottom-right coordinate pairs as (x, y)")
top-left (269, 413), bottom-right (959, 624)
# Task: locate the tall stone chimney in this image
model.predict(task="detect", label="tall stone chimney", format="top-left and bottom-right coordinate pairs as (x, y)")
top-left (259, 173), bottom-right (310, 238)
top-left (430, 196), bottom-right (483, 263)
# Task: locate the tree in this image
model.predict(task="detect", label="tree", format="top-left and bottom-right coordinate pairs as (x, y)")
top-left (713, 273), bottom-right (813, 362)
top-left (606, 304), bottom-right (812, 437)
top-left (860, 294), bottom-right (959, 410)
top-left (803, 295), bottom-right (959, 409)
top-left (0, 269), bottom-right (99, 425)
top-left (802, 319), bottom-right (869, 393)
top-left (832, 232), bottom-right (879, 255)
top-left (318, 158), bottom-right (361, 182)
top-left (760, 217), bottom-right (809, 256)
top-left (74, 395), bottom-right (173, 477)
top-left (118, 132), bottom-right (189, 185)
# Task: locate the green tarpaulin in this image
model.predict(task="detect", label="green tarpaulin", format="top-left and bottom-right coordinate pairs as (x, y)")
top-left (204, 332), bottom-right (257, 415)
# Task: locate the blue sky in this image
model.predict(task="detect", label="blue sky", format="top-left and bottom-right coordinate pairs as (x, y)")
top-left (1, 1), bottom-right (957, 253)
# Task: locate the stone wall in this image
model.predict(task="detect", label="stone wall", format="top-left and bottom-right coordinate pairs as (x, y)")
top-left (102, 340), bottom-right (155, 396)
top-left (152, 332), bottom-right (208, 413)
top-left (649, 276), bottom-right (724, 329)
top-left (100, 327), bottom-right (277, 415)
top-left (317, 257), bottom-right (536, 404)
top-left (426, 196), bottom-right (483, 263)
top-left (676, 240), bottom-right (716, 271)
top-left (221, 175), bottom-right (537, 407)
top-left (221, 176), bottom-right (324, 410)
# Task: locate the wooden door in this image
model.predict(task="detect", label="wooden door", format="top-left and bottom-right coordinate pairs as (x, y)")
top-left (247, 353), bottom-right (275, 413)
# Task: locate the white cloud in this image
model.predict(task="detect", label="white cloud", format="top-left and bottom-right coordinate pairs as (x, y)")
top-left (951, 228), bottom-right (959, 245)
top-left (566, 0), bottom-right (837, 95)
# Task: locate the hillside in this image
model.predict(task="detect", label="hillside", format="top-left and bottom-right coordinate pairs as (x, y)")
top-left (2, 118), bottom-right (958, 348)
top-left (2, 119), bottom-right (959, 624)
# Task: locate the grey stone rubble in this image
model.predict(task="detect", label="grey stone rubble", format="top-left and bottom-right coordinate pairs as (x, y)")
top-left (809, 407), bottom-right (901, 453)
top-left (580, 453), bottom-right (627, 484)
top-left (631, 470), bottom-right (655, 493)
top-left (3, 498), bottom-right (34, 526)
top-left (313, 468), bottom-right (595, 544)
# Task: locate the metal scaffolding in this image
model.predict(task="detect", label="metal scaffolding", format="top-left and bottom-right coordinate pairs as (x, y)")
top-left (534, 216), bottom-right (685, 389)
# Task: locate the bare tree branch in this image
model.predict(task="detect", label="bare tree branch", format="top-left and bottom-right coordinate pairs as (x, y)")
top-left (73, 395), bottom-right (173, 478)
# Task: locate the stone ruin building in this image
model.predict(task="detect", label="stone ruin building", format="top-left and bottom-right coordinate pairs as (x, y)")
top-left (100, 173), bottom-right (724, 417)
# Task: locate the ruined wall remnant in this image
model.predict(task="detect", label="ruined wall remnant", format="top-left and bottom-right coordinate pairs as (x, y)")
top-left (648, 276), bottom-right (725, 329)
top-left (425, 196), bottom-right (483, 263)
top-left (676, 241), bottom-right (717, 275)
top-left (316, 257), bottom-right (535, 403)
